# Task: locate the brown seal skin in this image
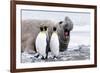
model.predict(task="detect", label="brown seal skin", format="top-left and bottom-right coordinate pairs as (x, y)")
top-left (21, 16), bottom-right (73, 53)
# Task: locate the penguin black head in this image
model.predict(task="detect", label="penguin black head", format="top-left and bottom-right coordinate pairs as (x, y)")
top-left (44, 26), bottom-right (47, 31)
top-left (53, 27), bottom-right (57, 31)
top-left (40, 27), bottom-right (43, 31)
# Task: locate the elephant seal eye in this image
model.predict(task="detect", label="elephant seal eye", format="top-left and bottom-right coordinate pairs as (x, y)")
top-left (59, 21), bottom-right (63, 24)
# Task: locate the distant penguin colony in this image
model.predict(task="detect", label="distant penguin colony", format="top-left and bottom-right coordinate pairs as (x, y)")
top-left (35, 26), bottom-right (48, 59)
top-left (50, 27), bottom-right (60, 58)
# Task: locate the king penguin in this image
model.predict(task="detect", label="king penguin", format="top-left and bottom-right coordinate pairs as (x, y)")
top-left (35, 26), bottom-right (47, 59)
top-left (50, 27), bottom-right (60, 58)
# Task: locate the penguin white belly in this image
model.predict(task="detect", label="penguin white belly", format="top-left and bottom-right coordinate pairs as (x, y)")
top-left (50, 33), bottom-right (59, 57)
top-left (35, 32), bottom-right (47, 58)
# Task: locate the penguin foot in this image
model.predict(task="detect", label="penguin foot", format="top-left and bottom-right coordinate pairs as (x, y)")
top-left (53, 56), bottom-right (58, 59)
top-left (45, 55), bottom-right (48, 59)
top-left (41, 56), bottom-right (48, 60)
top-left (34, 53), bottom-right (40, 58)
top-left (41, 56), bottom-right (45, 60)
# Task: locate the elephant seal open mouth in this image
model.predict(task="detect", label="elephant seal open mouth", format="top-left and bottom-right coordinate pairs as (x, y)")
top-left (64, 29), bottom-right (69, 39)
